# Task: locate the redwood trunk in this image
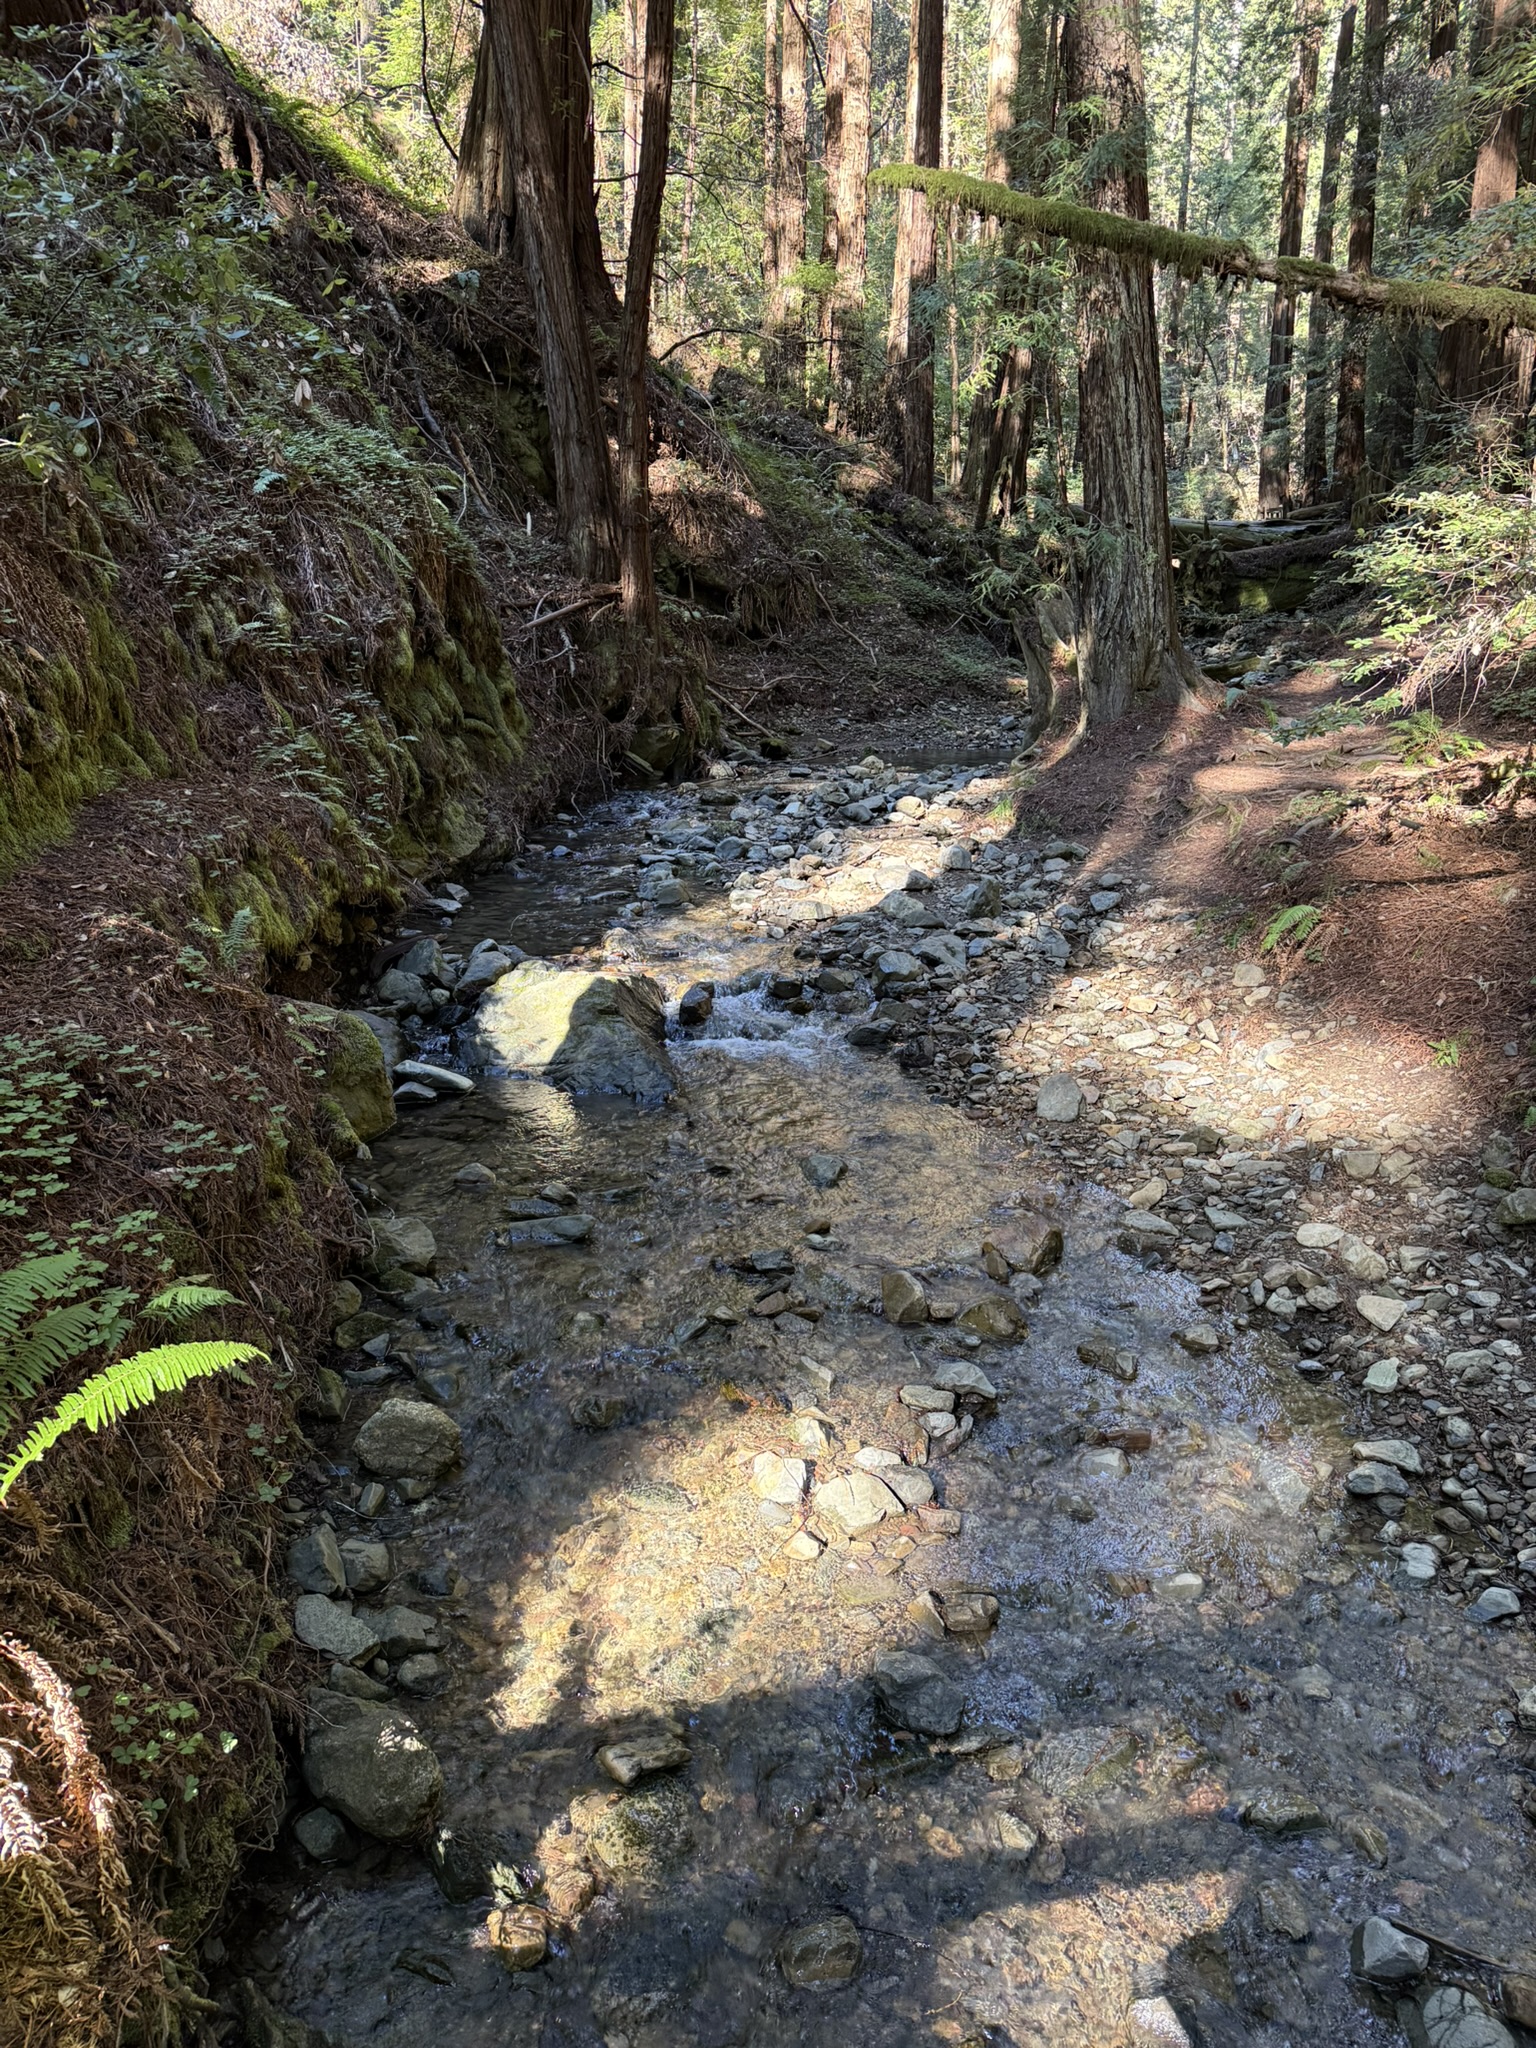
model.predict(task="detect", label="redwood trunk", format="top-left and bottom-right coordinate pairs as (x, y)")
top-left (483, 0), bottom-right (619, 581)
top-left (1333, 0), bottom-right (1388, 507)
top-left (619, 0), bottom-right (677, 640)
top-left (821, 0), bottom-right (871, 427)
top-left (1257, 0), bottom-right (1323, 516)
top-left (1062, 0), bottom-right (1196, 723)
top-left (885, 0), bottom-right (944, 497)
top-left (1300, 1), bottom-right (1355, 499)
top-left (1439, 0), bottom-right (1530, 402)
top-left (767, 0), bottom-right (810, 389)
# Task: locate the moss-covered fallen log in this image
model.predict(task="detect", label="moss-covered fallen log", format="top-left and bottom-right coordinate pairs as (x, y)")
top-left (871, 165), bottom-right (1536, 335)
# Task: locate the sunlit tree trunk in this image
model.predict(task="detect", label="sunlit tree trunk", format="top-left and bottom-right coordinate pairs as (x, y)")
top-left (1300, 1), bottom-right (1355, 499)
top-left (676, 0), bottom-right (700, 323)
top-left (623, 0), bottom-right (649, 239)
top-left (618, 0), bottom-right (676, 639)
top-left (1256, 0), bottom-right (1323, 516)
top-left (959, 0), bottom-right (1023, 506)
top-left (764, 0), bottom-right (783, 338)
top-left (885, 0), bottom-right (943, 497)
top-left (1438, 0), bottom-right (1530, 402)
top-left (771, 0), bottom-right (810, 390)
top-left (1062, 0), bottom-right (1199, 723)
top-left (1333, 0), bottom-right (1388, 508)
top-left (820, 0), bottom-right (871, 428)
top-left (482, 0), bottom-right (619, 581)
top-left (1164, 0), bottom-right (1201, 351)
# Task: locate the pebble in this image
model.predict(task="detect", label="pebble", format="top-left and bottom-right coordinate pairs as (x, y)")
top-left (597, 1733), bottom-right (691, 1787)
top-left (881, 1269), bottom-right (929, 1324)
top-left (751, 1452), bottom-right (808, 1505)
top-left (1035, 1072), bottom-right (1084, 1122)
top-left (1407, 1985), bottom-right (1515, 2048)
top-left (1237, 1786), bottom-right (1326, 1836)
top-left (486, 1905), bottom-right (548, 1972)
top-left (777, 1914), bottom-right (862, 1988)
top-left (1357, 1293), bottom-right (1408, 1333)
top-left (1127, 1996), bottom-right (1194, 2047)
top-left (871, 1650), bottom-right (965, 1736)
top-left (814, 1469), bottom-right (904, 1535)
top-left (1467, 1585), bottom-right (1520, 1623)
top-left (293, 1596), bottom-right (381, 1666)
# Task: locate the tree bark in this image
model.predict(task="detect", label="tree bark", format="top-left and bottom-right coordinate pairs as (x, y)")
top-left (773, 0), bottom-right (810, 390)
top-left (1438, 0), bottom-right (1530, 402)
top-left (885, 0), bottom-right (944, 497)
top-left (676, 0), bottom-right (700, 323)
top-left (453, 25), bottom-right (517, 254)
top-left (483, 0), bottom-right (620, 582)
top-left (821, 0), bottom-right (871, 428)
top-left (1061, 0), bottom-right (1198, 723)
top-left (618, 0), bottom-right (676, 640)
top-left (623, 0), bottom-right (649, 240)
top-left (1257, 0), bottom-right (1323, 516)
top-left (764, 0), bottom-right (783, 339)
top-left (1333, 0), bottom-right (1388, 507)
top-left (1300, 1), bottom-right (1355, 499)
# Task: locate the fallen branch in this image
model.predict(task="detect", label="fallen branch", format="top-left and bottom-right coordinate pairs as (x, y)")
top-left (871, 166), bottom-right (1536, 335)
top-left (710, 687), bottom-right (780, 739)
top-left (513, 588), bottom-right (621, 636)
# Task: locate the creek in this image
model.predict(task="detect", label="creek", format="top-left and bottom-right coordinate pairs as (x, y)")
top-left (239, 755), bottom-right (1534, 2048)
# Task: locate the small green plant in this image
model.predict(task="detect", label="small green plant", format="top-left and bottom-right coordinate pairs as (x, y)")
top-left (1260, 903), bottom-right (1322, 952)
top-left (1430, 1037), bottom-right (1463, 1068)
top-left (1390, 710), bottom-right (1481, 767)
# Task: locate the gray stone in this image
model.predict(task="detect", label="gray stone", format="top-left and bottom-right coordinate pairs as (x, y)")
top-left (880, 890), bottom-right (943, 928)
top-left (358, 1604), bottom-right (442, 1659)
top-left (1495, 1188), bottom-right (1536, 1228)
top-left (956, 1293), bottom-right (1027, 1339)
top-left (802, 1151), bottom-right (847, 1189)
top-left (1338, 1235), bottom-right (1389, 1282)
top-left (881, 1465), bottom-right (936, 1510)
top-left (288, 1524), bottom-right (346, 1596)
top-left (1351, 1915), bottom-right (1428, 1984)
top-left (302, 1703), bottom-right (443, 1840)
top-left (954, 877), bottom-right (1001, 917)
top-left (394, 1059), bottom-right (474, 1095)
top-left (465, 963), bottom-right (677, 1104)
top-left (778, 1915), bottom-right (862, 1989)
top-left (1352, 1437), bottom-right (1424, 1476)
top-left (397, 1654), bottom-right (449, 1695)
top-left (677, 981), bottom-right (715, 1026)
top-left (1030, 1726), bottom-right (1138, 1797)
top-left (293, 1596), bottom-right (381, 1666)
top-left (928, 1360), bottom-right (998, 1402)
top-left (354, 1398), bottom-right (462, 1481)
top-left (293, 1806), bottom-right (356, 1862)
top-left (328, 1662), bottom-right (390, 1701)
top-left (882, 1269), bottom-right (929, 1324)
top-left (872, 1650), bottom-right (964, 1735)
top-left (597, 1733), bottom-right (691, 1787)
top-left (1295, 1222), bottom-right (1343, 1249)
top-left (1467, 1585), bottom-right (1520, 1623)
top-left (1343, 1149), bottom-right (1381, 1180)
top-left (454, 950), bottom-right (517, 1002)
top-left (815, 1470), bottom-right (903, 1535)
top-left (1036, 1072), bottom-right (1084, 1122)
top-left (1346, 1461), bottom-right (1409, 1497)
top-left (1405, 1986), bottom-right (1515, 2048)
top-left (874, 949), bottom-right (924, 990)
top-left (369, 1215), bottom-right (437, 1275)
top-left (339, 1539), bottom-right (391, 1594)
top-left (1357, 1293), bottom-right (1407, 1332)
top-left (981, 1214), bottom-right (1064, 1276)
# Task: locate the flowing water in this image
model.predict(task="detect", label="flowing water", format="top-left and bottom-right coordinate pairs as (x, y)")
top-left (243, 767), bottom-right (1535, 2048)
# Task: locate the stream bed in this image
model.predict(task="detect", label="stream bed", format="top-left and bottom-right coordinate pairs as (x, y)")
top-left (239, 759), bottom-right (1535, 2048)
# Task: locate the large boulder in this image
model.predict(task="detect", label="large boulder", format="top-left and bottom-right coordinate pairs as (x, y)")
top-left (286, 1001), bottom-right (395, 1145)
top-left (302, 1701), bottom-right (443, 1840)
top-left (464, 963), bottom-right (677, 1104)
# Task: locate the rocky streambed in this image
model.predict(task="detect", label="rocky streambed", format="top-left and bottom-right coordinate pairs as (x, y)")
top-left (234, 747), bottom-right (1536, 2048)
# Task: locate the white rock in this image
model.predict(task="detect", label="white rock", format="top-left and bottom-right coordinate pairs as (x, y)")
top-left (1400, 1543), bottom-right (1439, 1583)
top-left (751, 1452), bottom-right (808, 1505)
top-left (1127, 1995), bottom-right (1194, 2046)
top-left (814, 1469), bottom-right (903, 1535)
top-left (1352, 1436), bottom-right (1423, 1475)
top-left (1295, 1222), bottom-right (1343, 1249)
top-left (1080, 1447), bottom-right (1129, 1480)
top-left (1362, 1357), bottom-right (1400, 1393)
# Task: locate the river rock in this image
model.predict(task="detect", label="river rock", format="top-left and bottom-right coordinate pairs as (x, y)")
top-left (882, 1269), bottom-right (929, 1324)
top-left (1258, 1879), bottom-right (1312, 1941)
top-left (1031, 1726), bottom-right (1138, 1797)
top-left (802, 1151), bottom-right (847, 1189)
top-left (881, 1465), bottom-right (936, 1509)
top-left (1237, 1786), bottom-right (1326, 1836)
top-left (587, 1775), bottom-right (696, 1875)
top-left (1468, 1585), bottom-right (1520, 1623)
top-left (368, 1214), bottom-right (436, 1275)
top-left (1127, 1996), bottom-right (1193, 2047)
top-left (293, 1596), bottom-right (380, 1665)
top-left (1406, 1987), bottom-right (1515, 2048)
top-left (288, 1524), bottom-right (345, 1596)
top-left (677, 981), bottom-right (715, 1026)
top-left (302, 1703), bottom-right (443, 1839)
top-left (1357, 1293), bottom-right (1407, 1332)
top-left (487, 1905), bottom-right (548, 1972)
top-left (358, 1604), bottom-right (442, 1658)
top-left (1352, 1437), bottom-right (1423, 1475)
top-left (287, 1001), bottom-right (397, 1144)
top-left (752, 1452), bottom-right (808, 1505)
top-left (872, 1650), bottom-right (964, 1736)
top-left (1295, 1222), bottom-right (1343, 1249)
top-left (1338, 1235), bottom-right (1389, 1282)
top-left (1346, 1461), bottom-right (1409, 1497)
top-left (339, 1538), bottom-right (391, 1594)
top-left (956, 1293), bottom-right (1027, 1339)
top-left (981, 1213), bottom-right (1064, 1275)
top-left (1036, 1073), bottom-right (1083, 1121)
top-left (465, 963), bottom-right (677, 1103)
top-left (293, 1806), bottom-right (356, 1863)
top-left (778, 1914), bottom-right (861, 1988)
top-left (1351, 1916), bottom-right (1428, 1984)
top-left (1495, 1189), bottom-right (1536, 1228)
top-left (815, 1470), bottom-right (903, 1535)
top-left (354, 1397), bottom-right (463, 1481)
top-left (598, 1733), bottom-right (691, 1787)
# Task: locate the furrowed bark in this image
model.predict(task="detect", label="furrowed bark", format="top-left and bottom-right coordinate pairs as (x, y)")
top-left (884, 0), bottom-right (943, 497)
top-left (1300, 0), bottom-right (1355, 500)
top-left (619, 0), bottom-right (677, 640)
top-left (1332, 0), bottom-right (1388, 507)
top-left (1257, 0), bottom-right (1323, 516)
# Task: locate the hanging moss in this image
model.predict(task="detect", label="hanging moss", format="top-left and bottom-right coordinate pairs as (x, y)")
top-left (871, 165), bottom-right (1536, 335)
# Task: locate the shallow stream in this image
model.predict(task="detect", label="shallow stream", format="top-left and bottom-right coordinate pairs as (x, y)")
top-left (243, 764), bottom-right (1534, 2048)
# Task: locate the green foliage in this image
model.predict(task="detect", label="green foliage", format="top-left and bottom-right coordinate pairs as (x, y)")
top-left (1260, 903), bottom-right (1322, 953)
top-left (1389, 711), bottom-right (1482, 768)
top-left (1430, 1036), bottom-right (1463, 1069)
top-left (0, 1340), bottom-right (261, 1500)
top-left (0, 1027), bottom-right (105, 1221)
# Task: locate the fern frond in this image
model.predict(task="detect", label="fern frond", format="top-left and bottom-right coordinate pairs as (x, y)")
top-left (0, 1252), bottom-right (87, 1344)
top-left (1259, 903), bottom-right (1323, 953)
top-left (0, 1298), bottom-right (126, 1428)
top-left (140, 1284), bottom-right (239, 1325)
top-left (0, 1342), bottom-right (264, 1501)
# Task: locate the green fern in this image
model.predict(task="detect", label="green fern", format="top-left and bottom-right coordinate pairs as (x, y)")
top-left (0, 1251), bottom-right (134, 1431)
top-left (0, 1342), bottom-right (263, 1501)
top-left (140, 1283), bottom-right (239, 1324)
top-left (1259, 903), bottom-right (1323, 953)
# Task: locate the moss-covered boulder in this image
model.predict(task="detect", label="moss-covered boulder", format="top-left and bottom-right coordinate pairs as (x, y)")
top-left (288, 1002), bottom-right (396, 1144)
